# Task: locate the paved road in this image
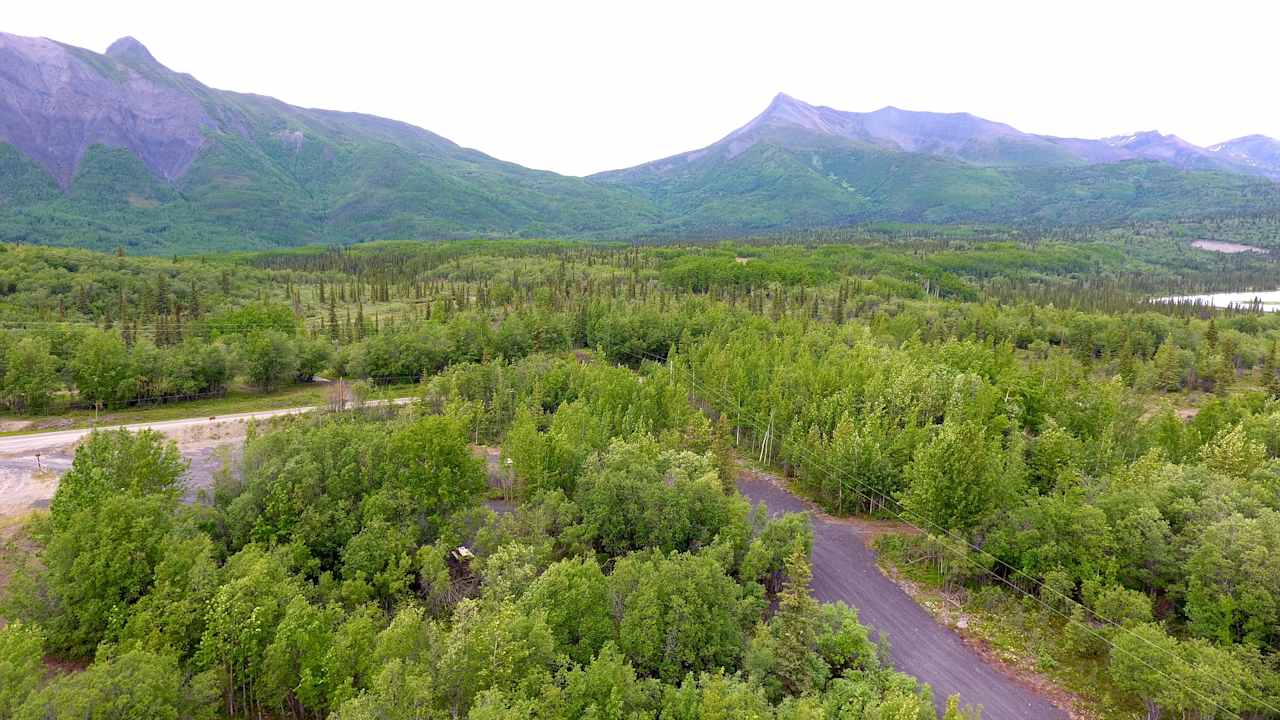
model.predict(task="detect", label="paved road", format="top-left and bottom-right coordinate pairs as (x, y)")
top-left (738, 473), bottom-right (1068, 720)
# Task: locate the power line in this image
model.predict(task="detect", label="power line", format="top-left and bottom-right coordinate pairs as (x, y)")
top-left (639, 346), bottom-right (1273, 720)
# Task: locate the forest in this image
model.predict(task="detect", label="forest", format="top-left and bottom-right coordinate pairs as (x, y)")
top-left (2, 225), bottom-right (1280, 719)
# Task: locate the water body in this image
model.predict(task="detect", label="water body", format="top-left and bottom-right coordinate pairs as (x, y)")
top-left (1154, 289), bottom-right (1280, 312)
top-left (1154, 241), bottom-right (1276, 309)
top-left (1191, 239), bottom-right (1268, 254)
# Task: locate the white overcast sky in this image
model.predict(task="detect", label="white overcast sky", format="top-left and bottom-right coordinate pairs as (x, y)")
top-left (7, 1), bottom-right (1279, 176)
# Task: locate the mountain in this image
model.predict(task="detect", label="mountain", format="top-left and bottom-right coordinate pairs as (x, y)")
top-left (2, 31), bottom-right (1280, 251)
top-left (1209, 135), bottom-right (1280, 179)
top-left (0, 32), bottom-right (657, 252)
top-left (592, 94), bottom-right (1280, 234)
top-left (1102, 130), bottom-right (1252, 175)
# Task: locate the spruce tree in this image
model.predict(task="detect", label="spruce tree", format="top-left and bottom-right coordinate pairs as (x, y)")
top-left (1153, 339), bottom-right (1182, 392)
top-left (773, 543), bottom-right (820, 696)
top-left (328, 296), bottom-right (339, 341)
top-left (1264, 340), bottom-right (1280, 398)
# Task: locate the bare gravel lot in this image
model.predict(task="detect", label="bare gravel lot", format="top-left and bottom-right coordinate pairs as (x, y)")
top-left (0, 407), bottom-right (320, 517)
top-left (0, 401), bottom-right (414, 518)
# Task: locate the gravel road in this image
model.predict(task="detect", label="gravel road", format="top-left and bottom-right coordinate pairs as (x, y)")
top-left (0, 400), bottom-right (412, 516)
top-left (737, 472), bottom-right (1068, 720)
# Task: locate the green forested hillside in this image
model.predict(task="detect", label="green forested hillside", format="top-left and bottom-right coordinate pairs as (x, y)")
top-left (593, 136), bottom-right (1280, 236)
top-left (4, 33), bottom-right (1280, 253)
top-left (0, 134), bottom-right (659, 254)
top-left (0, 33), bottom-right (661, 253)
top-left (9, 133), bottom-right (1279, 254)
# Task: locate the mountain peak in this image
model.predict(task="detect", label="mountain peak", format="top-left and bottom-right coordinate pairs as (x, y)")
top-left (1214, 133), bottom-right (1277, 146)
top-left (747, 92), bottom-right (834, 134)
top-left (1105, 130), bottom-right (1163, 147)
top-left (1207, 135), bottom-right (1280, 179)
top-left (105, 36), bottom-right (160, 66)
top-left (761, 92), bottom-right (811, 115)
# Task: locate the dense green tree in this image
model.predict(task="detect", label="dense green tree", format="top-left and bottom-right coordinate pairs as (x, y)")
top-left (113, 531), bottom-right (220, 661)
top-left (1110, 624), bottom-right (1184, 720)
top-left (519, 556), bottom-right (613, 665)
top-left (48, 428), bottom-right (185, 530)
top-left (322, 604), bottom-right (383, 710)
top-left (772, 545), bottom-right (823, 696)
top-left (609, 551), bottom-right (750, 683)
top-left (1184, 511), bottom-right (1280, 647)
top-left (433, 599), bottom-right (555, 718)
top-left (42, 493), bottom-right (176, 657)
top-left (813, 603), bottom-right (878, 680)
top-left (242, 330), bottom-right (299, 391)
top-left (223, 413), bottom-right (483, 574)
top-left (1105, 502), bottom-right (1173, 594)
top-left (900, 419), bottom-right (1007, 533)
top-left (69, 328), bottom-right (135, 408)
top-left (823, 410), bottom-right (903, 514)
top-left (662, 674), bottom-right (774, 720)
top-left (378, 414), bottom-right (487, 532)
top-left (747, 544), bottom-right (824, 700)
top-left (556, 643), bottom-right (656, 719)
top-left (293, 335), bottom-right (333, 382)
top-left (197, 546), bottom-right (305, 718)
top-left (1153, 338), bottom-right (1184, 391)
top-left (0, 623), bottom-right (44, 718)
top-left (1199, 423), bottom-right (1268, 481)
top-left (338, 521), bottom-right (416, 608)
top-left (16, 649), bottom-right (217, 720)
top-left (259, 596), bottom-right (338, 717)
top-left (347, 325), bottom-right (446, 382)
top-left (2, 336), bottom-right (59, 412)
top-left (576, 436), bottom-right (747, 557)
top-left (986, 489), bottom-right (1113, 583)
top-left (740, 512), bottom-right (813, 594)
top-left (330, 608), bottom-right (439, 720)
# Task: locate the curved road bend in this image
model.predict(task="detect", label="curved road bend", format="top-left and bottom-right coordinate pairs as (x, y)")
top-left (737, 473), bottom-right (1068, 720)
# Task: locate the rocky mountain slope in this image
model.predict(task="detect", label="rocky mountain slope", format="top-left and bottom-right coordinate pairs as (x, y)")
top-left (592, 94), bottom-right (1280, 234)
top-left (0, 32), bottom-right (656, 252)
top-left (1209, 135), bottom-right (1280, 179)
top-left (1, 32), bottom-right (1278, 250)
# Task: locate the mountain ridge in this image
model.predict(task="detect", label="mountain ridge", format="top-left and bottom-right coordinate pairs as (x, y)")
top-left (0, 32), bottom-right (660, 251)
top-left (2, 31), bottom-right (1280, 252)
top-left (591, 93), bottom-right (1280, 235)
top-left (595, 92), bottom-right (1279, 181)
